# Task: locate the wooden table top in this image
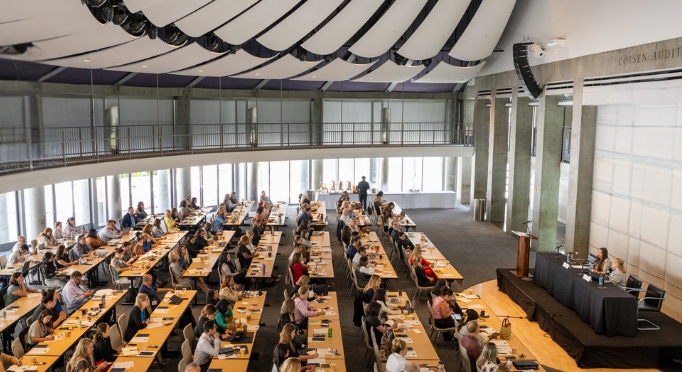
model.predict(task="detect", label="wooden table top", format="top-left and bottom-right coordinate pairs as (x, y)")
top-left (0, 295), bottom-right (42, 333)
top-left (119, 240), bottom-right (178, 279)
top-left (18, 355), bottom-right (60, 372)
top-left (310, 231), bottom-right (331, 247)
top-left (265, 202), bottom-right (289, 226)
top-left (385, 292), bottom-right (440, 365)
top-left (231, 291), bottom-right (266, 321)
top-left (407, 232), bottom-right (463, 283)
top-left (359, 233), bottom-right (398, 280)
top-left (306, 292), bottom-right (346, 370)
top-left (309, 236), bottom-right (334, 279)
top-left (223, 202), bottom-right (255, 227)
top-left (183, 231), bottom-right (235, 278)
top-left (247, 232), bottom-right (282, 278)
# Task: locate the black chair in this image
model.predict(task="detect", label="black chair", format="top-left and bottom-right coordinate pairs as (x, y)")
top-left (623, 274), bottom-right (644, 297)
top-left (637, 283), bottom-right (666, 330)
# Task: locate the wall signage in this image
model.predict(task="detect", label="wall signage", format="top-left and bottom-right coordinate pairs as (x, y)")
top-left (618, 47), bottom-right (682, 66)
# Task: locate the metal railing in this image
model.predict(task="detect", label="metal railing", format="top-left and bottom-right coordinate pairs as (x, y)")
top-left (0, 122), bottom-right (473, 174)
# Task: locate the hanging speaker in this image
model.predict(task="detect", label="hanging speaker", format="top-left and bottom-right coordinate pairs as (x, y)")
top-left (513, 42), bottom-right (544, 99)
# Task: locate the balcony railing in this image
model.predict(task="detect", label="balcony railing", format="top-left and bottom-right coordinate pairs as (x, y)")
top-left (0, 122), bottom-right (473, 174)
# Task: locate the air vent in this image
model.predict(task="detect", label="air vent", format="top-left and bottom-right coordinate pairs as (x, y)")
top-left (477, 89), bottom-right (492, 99)
top-left (546, 80), bottom-right (574, 95)
top-left (495, 87), bottom-right (513, 98)
top-left (584, 68), bottom-right (682, 87)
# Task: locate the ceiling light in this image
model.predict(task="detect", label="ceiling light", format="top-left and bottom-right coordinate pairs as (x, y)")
top-left (112, 6), bottom-right (128, 25)
top-left (141, 65), bottom-right (148, 68)
top-left (199, 69), bottom-right (204, 73)
top-left (83, 58), bottom-right (92, 62)
top-left (205, 33), bottom-right (221, 51)
top-left (312, 76), bottom-right (316, 78)
top-left (255, 73), bottom-right (260, 76)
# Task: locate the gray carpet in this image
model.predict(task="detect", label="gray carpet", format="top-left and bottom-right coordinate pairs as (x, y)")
top-left (104, 205), bottom-right (541, 372)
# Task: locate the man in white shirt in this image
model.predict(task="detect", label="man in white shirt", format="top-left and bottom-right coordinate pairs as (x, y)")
top-left (339, 209), bottom-right (352, 226)
top-left (353, 247), bottom-right (368, 269)
top-left (62, 271), bottom-right (93, 314)
top-left (194, 320), bottom-right (221, 370)
top-left (7, 244), bottom-right (29, 266)
top-left (11, 236), bottom-right (26, 253)
top-left (98, 220), bottom-right (122, 242)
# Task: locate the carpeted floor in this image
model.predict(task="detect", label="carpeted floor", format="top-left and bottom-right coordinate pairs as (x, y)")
top-left (105, 204), bottom-right (541, 372)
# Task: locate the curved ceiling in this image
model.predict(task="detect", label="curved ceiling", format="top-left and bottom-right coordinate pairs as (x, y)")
top-left (0, 0), bottom-right (517, 92)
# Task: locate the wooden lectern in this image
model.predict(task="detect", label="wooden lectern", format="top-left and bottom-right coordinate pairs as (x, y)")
top-left (512, 230), bottom-right (537, 279)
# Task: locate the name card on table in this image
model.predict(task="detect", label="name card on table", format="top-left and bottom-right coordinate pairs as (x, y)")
top-left (582, 274), bottom-right (592, 282)
top-left (562, 262), bottom-right (570, 269)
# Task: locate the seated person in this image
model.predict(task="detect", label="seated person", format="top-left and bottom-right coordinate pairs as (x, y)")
top-left (71, 235), bottom-right (91, 261)
top-left (608, 258), bottom-right (627, 288)
top-left (591, 247), bottom-right (611, 276)
top-left (292, 286), bottom-right (325, 330)
top-left (85, 228), bottom-right (106, 250)
top-left (386, 339), bottom-right (409, 372)
top-left (290, 252), bottom-right (308, 285)
top-left (37, 228), bottom-right (58, 248)
top-left (409, 246), bottom-right (437, 282)
top-left (6, 272), bottom-right (40, 304)
top-left (62, 271), bottom-right (93, 314)
top-left (40, 252), bottom-right (68, 288)
top-left (93, 323), bottom-right (119, 365)
top-left (431, 288), bottom-right (456, 341)
top-left (98, 220), bottom-right (122, 242)
top-left (353, 246), bottom-right (370, 269)
top-left (365, 301), bottom-right (397, 352)
top-left (169, 251), bottom-right (209, 293)
top-left (28, 309), bottom-right (55, 346)
top-left (8, 243), bottom-right (29, 267)
top-left (33, 290), bottom-right (67, 329)
top-left (396, 233), bottom-right (414, 259)
top-left (461, 320), bottom-right (484, 372)
top-left (193, 320), bottom-right (221, 372)
top-left (125, 293), bottom-right (151, 342)
top-left (121, 207), bottom-right (136, 229)
top-left (138, 274), bottom-right (173, 309)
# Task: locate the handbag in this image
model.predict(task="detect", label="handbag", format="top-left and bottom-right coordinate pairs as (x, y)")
top-left (499, 318), bottom-right (512, 340)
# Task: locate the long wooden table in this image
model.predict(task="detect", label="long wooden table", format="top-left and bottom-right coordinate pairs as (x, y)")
top-left (0, 294), bottom-right (43, 353)
top-left (265, 202), bottom-right (289, 230)
top-left (246, 231), bottom-right (282, 279)
top-left (306, 292), bottom-right (346, 372)
top-left (223, 201), bottom-right (255, 229)
top-left (183, 231), bottom-right (235, 281)
top-left (407, 232), bottom-right (464, 286)
top-left (309, 201), bottom-right (329, 229)
top-left (309, 231), bottom-right (334, 279)
top-left (385, 292), bottom-right (440, 366)
top-left (112, 290), bottom-right (197, 372)
top-left (359, 232), bottom-right (398, 280)
top-left (16, 355), bottom-right (60, 372)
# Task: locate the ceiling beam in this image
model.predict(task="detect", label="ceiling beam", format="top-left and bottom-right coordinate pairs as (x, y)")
top-left (37, 67), bottom-right (67, 82)
top-left (186, 76), bottom-right (206, 89)
top-left (253, 79), bottom-right (270, 90)
top-left (114, 72), bottom-right (138, 86)
top-left (386, 59), bottom-right (413, 93)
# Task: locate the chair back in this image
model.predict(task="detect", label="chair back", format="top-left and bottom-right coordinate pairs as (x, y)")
top-left (283, 288), bottom-right (289, 300)
top-left (169, 267), bottom-right (177, 287)
top-left (374, 362), bottom-right (380, 372)
top-left (26, 316), bottom-right (33, 327)
top-left (369, 327), bottom-right (384, 369)
top-left (178, 358), bottom-right (188, 372)
top-left (0, 255), bottom-right (7, 269)
top-left (17, 326), bottom-right (29, 354)
top-left (288, 266), bottom-right (295, 287)
top-left (235, 258), bottom-right (242, 272)
top-left (181, 339), bottom-right (193, 362)
top-left (30, 239), bottom-right (38, 250)
top-left (183, 323), bottom-right (196, 350)
top-left (459, 341), bottom-right (472, 372)
top-left (109, 324), bottom-right (124, 351)
top-left (625, 274), bottom-right (643, 296)
top-left (11, 337), bottom-right (24, 359)
top-left (360, 316), bottom-right (373, 352)
top-left (117, 313), bottom-right (128, 340)
top-left (427, 298), bottom-right (436, 328)
top-left (643, 283), bottom-right (666, 310)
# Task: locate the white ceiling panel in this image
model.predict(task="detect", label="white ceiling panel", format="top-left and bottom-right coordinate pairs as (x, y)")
top-left (257, 0), bottom-right (343, 51)
top-left (122, 0), bottom-right (165, 13)
top-left (413, 61), bottom-right (485, 83)
top-left (0, 0), bottom-right (55, 23)
top-left (293, 59), bottom-right (375, 81)
top-left (27, 24), bottom-right (137, 61)
top-left (46, 38), bottom-right (176, 69)
top-left (231, 54), bottom-right (320, 79)
top-left (175, 0), bottom-right (258, 38)
top-left (172, 49), bottom-right (275, 77)
top-left (449, 0), bottom-right (516, 61)
top-left (213, 0), bottom-right (302, 46)
top-left (398, 0), bottom-right (470, 60)
top-left (301, 0), bottom-right (384, 56)
top-left (106, 43), bottom-right (225, 74)
top-left (348, 0), bottom-right (427, 58)
top-left (0, 1), bottom-right (97, 46)
top-left (142, 0), bottom-right (213, 27)
top-left (353, 60), bottom-right (424, 83)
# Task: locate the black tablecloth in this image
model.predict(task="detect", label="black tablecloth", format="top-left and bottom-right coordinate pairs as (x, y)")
top-left (534, 253), bottom-right (637, 337)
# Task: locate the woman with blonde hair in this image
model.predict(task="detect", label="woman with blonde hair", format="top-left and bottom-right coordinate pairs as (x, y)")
top-left (37, 228), bottom-right (58, 247)
top-left (237, 234), bottom-right (258, 269)
top-left (219, 275), bottom-right (239, 303)
top-left (609, 257), bottom-right (627, 288)
top-left (386, 338), bottom-right (409, 372)
top-left (290, 275), bottom-right (310, 298)
top-left (477, 342), bottom-right (512, 372)
top-left (141, 225), bottom-right (160, 244)
top-left (124, 293), bottom-right (151, 343)
top-left (278, 324), bottom-right (318, 365)
top-left (292, 286), bottom-right (324, 329)
top-left (169, 251), bottom-right (209, 292)
top-left (410, 246), bottom-right (437, 283)
top-left (164, 209), bottom-right (176, 230)
top-left (67, 339), bottom-right (106, 372)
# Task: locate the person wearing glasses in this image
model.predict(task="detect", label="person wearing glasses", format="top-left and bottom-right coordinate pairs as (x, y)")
top-left (62, 271), bottom-right (93, 315)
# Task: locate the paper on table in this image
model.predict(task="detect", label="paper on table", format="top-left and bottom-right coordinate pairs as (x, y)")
top-left (312, 328), bottom-right (328, 335)
top-left (308, 358), bottom-right (326, 365)
top-left (247, 325), bottom-right (260, 331)
top-left (465, 294), bottom-right (480, 299)
top-left (122, 347), bottom-right (139, 356)
top-left (412, 329), bottom-right (422, 334)
top-left (26, 347), bottom-right (49, 355)
top-left (458, 298), bottom-right (471, 303)
top-left (154, 308), bottom-right (169, 314)
top-left (146, 322), bottom-right (163, 329)
top-left (94, 289), bottom-right (115, 297)
top-left (26, 293), bottom-right (41, 298)
top-left (466, 304), bottom-right (484, 309)
top-left (405, 350), bottom-right (418, 358)
top-left (130, 336), bottom-right (149, 343)
top-left (112, 361), bottom-right (135, 369)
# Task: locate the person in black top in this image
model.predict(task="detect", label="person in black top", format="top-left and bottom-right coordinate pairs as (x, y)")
top-left (121, 207), bottom-right (135, 229)
top-left (190, 197), bottom-right (201, 210)
top-left (237, 235), bottom-right (258, 269)
top-left (357, 176), bottom-right (371, 210)
top-left (186, 229), bottom-right (209, 258)
top-left (396, 233), bottom-right (414, 260)
top-left (33, 290), bottom-right (66, 329)
top-left (125, 293), bottom-right (151, 342)
top-left (134, 201), bottom-right (148, 222)
top-left (93, 323), bottom-right (118, 364)
top-left (373, 192), bottom-right (384, 216)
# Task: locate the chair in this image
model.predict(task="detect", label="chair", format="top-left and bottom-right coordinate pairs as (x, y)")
top-left (283, 288), bottom-right (290, 300)
top-left (26, 316), bottom-right (33, 327)
top-left (235, 258), bottom-right (242, 272)
top-left (409, 265), bottom-right (435, 302)
top-left (459, 340), bottom-right (472, 372)
top-left (178, 358), bottom-right (189, 372)
top-left (183, 323), bottom-right (196, 351)
top-left (637, 283), bottom-right (666, 330)
top-left (109, 264), bottom-right (128, 291)
top-left (11, 338), bottom-right (24, 359)
top-left (181, 339), bottom-right (193, 362)
top-left (117, 313), bottom-right (128, 343)
top-left (109, 324), bottom-right (124, 351)
top-left (624, 274), bottom-right (644, 297)
top-left (30, 240), bottom-right (38, 251)
top-left (369, 326), bottom-right (386, 370)
top-left (169, 267), bottom-right (191, 290)
top-left (374, 362), bottom-right (380, 372)
top-left (288, 266), bottom-right (295, 288)
top-left (0, 255), bottom-right (7, 270)
top-left (426, 299), bottom-right (457, 342)
top-left (360, 316), bottom-right (374, 363)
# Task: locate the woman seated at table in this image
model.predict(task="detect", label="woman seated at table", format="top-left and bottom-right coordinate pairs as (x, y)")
top-left (185, 229), bottom-right (209, 258)
top-left (195, 304), bottom-right (228, 338)
top-left (362, 275), bottom-right (381, 306)
top-left (592, 247), bottom-right (611, 276)
top-left (66, 339), bottom-right (108, 372)
top-left (237, 235), bottom-right (258, 269)
top-left (218, 253), bottom-right (246, 284)
top-left (151, 219), bottom-right (166, 239)
top-left (37, 228), bottom-right (58, 247)
top-left (290, 252), bottom-right (309, 285)
top-left (299, 230), bottom-right (313, 252)
top-left (56, 244), bottom-right (77, 269)
top-left (93, 323), bottom-right (119, 366)
top-left (386, 338), bottom-right (409, 372)
top-left (432, 287), bottom-right (456, 341)
top-left (365, 301), bottom-right (397, 353)
top-left (219, 275), bottom-right (239, 303)
top-left (252, 219), bottom-right (266, 245)
top-left (341, 225), bottom-right (353, 247)
top-left (125, 293), bottom-right (151, 343)
top-left (356, 256), bottom-right (374, 287)
top-left (290, 275), bottom-right (310, 299)
top-left (6, 272), bottom-right (40, 304)
top-left (458, 310), bottom-right (498, 345)
top-left (277, 324), bottom-right (318, 368)
top-left (294, 220), bottom-right (313, 239)
top-left (214, 299), bottom-right (233, 331)
top-left (171, 207), bottom-right (181, 223)
top-left (164, 209), bottom-right (176, 231)
top-left (178, 200), bottom-right (191, 221)
top-left (371, 288), bottom-right (401, 321)
top-left (477, 342), bottom-right (512, 372)
top-left (278, 299), bottom-right (308, 345)
top-left (292, 286), bottom-right (325, 329)
top-left (28, 309), bottom-right (55, 346)
top-left (85, 228), bottom-right (106, 250)
top-left (409, 246), bottom-right (438, 283)
top-left (254, 206), bottom-right (265, 223)
top-left (609, 258), bottom-right (627, 288)
top-left (33, 290), bottom-right (67, 328)
top-left (141, 224), bottom-right (162, 244)
top-left (133, 233), bottom-right (154, 256)
top-left (431, 280), bottom-right (463, 315)
top-left (169, 251), bottom-right (209, 293)
top-left (40, 252), bottom-right (67, 288)
top-left (54, 221), bottom-right (64, 240)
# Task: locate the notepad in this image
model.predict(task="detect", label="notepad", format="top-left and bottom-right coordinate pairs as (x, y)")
top-left (112, 361), bottom-right (134, 369)
top-left (122, 347), bottom-right (139, 356)
top-left (130, 334), bottom-right (149, 343)
top-left (309, 337), bottom-right (326, 343)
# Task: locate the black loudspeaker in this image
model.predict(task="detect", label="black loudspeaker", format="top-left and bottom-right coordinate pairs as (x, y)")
top-left (513, 42), bottom-right (544, 99)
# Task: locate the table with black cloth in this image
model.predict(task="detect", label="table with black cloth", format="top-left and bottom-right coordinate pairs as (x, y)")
top-left (534, 253), bottom-right (637, 337)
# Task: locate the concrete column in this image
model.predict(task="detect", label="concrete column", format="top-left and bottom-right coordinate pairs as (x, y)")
top-left (565, 79), bottom-right (596, 257)
top-left (443, 157), bottom-right (457, 191)
top-left (379, 158), bottom-right (389, 192)
top-left (486, 95), bottom-right (509, 223)
top-left (531, 94), bottom-right (563, 252)
top-left (234, 163), bottom-right (246, 200)
top-left (311, 159), bottom-right (323, 190)
top-left (0, 193), bottom-right (9, 243)
top-left (27, 94), bottom-right (44, 162)
top-left (312, 94), bottom-right (323, 145)
top-left (176, 92), bottom-right (191, 150)
top-left (247, 162), bottom-right (258, 201)
top-left (470, 99), bottom-right (490, 204)
top-left (28, 187), bottom-right (46, 239)
top-left (506, 90), bottom-right (533, 234)
top-left (154, 169), bottom-right (171, 213)
top-left (457, 157), bottom-right (472, 206)
top-left (107, 175), bottom-right (122, 222)
top-left (175, 167), bottom-right (191, 203)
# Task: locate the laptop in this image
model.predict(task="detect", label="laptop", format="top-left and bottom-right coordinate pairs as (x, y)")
top-left (15, 261), bottom-right (30, 273)
top-left (168, 295), bottom-right (185, 304)
top-left (512, 360), bottom-right (539, 370)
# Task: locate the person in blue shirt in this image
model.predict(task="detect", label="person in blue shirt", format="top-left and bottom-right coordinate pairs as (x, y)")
top-left (138, 274), bottom-right (173, 309)
top-left (121, 207), bottom-right (135, 229)
top-left (212, 213), bottom-right (225, 232)
top-left (346, 235), bottom-right (361, 260)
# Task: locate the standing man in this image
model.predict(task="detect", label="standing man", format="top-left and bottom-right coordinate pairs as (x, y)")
top-left (357, 176), bottom-right (370, 211)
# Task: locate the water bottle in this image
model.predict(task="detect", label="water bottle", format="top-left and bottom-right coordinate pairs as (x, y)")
top-left (599, 275), bottom-right (604, 288)
top-left (327, 326), bottom-right (332, 337)
top-left (437, 360), bottom-right (444, 372)
top-left (566, 253), bottom-right (571, 263)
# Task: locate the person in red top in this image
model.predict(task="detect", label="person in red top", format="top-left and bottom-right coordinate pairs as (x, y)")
top-left (290, 252), bottom-right (309, 284)
top-left (461, 320), bottom-right (483, 372)
top-left (409, 246), bottom-right (437, 281)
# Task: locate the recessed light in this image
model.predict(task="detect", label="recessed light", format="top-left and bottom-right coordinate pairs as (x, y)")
top-left (369, 77), bottom-right (373, 80)
top-left (312, 76), bottom-right (316, 78)
top-left (199, 69), bottom-right (204, 73)
top-left (255, 73), bottom-right (260, 76)
top-left (141, 65), bottom-right (148, 68)
top-left (83, 58), bottom-right (92, 62)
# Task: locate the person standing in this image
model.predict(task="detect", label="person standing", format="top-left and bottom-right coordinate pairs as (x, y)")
top-left (357, 176), bottom-right (370, 210)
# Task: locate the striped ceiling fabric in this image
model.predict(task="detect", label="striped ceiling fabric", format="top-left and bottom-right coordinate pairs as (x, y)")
top-left (353, 60), bottom-right (424, 83)
top-left (213, 0), bottom-right (303, 46)
top-left (141, 0), bottom-right (213, 27)
top-left (292, 59), bottom-right (376, 82)
top-left (413, 61), bottom-right (486, 83)
top-left (46, 38), bottom-right (177, 69)
top-left (231, 54), bottom-right (321, 80)
top-left (174, 0), bottom-right (259, 38)
top-left (449, 0), bottom-right (517, 61)
top-left (106, 43), bottom-right (225, 74)
top-left (171, 49), bottom-right (275, 77)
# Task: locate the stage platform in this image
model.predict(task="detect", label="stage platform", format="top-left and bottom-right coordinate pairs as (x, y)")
top-left (497, 268), bottom-right (682, 369)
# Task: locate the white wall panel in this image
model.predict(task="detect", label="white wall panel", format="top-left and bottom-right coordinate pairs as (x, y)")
top-left (0, 97), bottom-right (25, 128)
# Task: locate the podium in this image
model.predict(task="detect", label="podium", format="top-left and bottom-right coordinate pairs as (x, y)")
top-left (512, 230), bottom-right (537, 279)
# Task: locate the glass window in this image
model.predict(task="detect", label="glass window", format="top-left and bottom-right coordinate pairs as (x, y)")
top-left (270, 161), bottom-right (289, 203)
top-left (120, 174), bottom-right (131, 210)
top-left (289, 160), bottom-right (309, 203)
top-left (387, 158), bottom-right (402, 192)
top-left (131, 172), bottom-right (151, 213)
top-left (153, 170), bottom-right (171, 214)
top-left (354, 158), bottom-right (371, 188)
top-left (55, 181), bottom-right (74, 227)
top-left (44, 185), bottom-right (54, 229)
top-left (95, 177), bottom-right (106, 227)
top-left (191, 167), bottom-right (201, 202)
top-left (422, 158), bottom-right (443, 192)
top-left (322, 159), bottom-right (338, 189)
top-left (73, 179), bottom-right (91, 228)
top-left (203, 165), bottom-right (219, 207)
top-left (218, 164), bottom-right (233, 203)
top-left (0, 192), bottom-right (19, 245)
top-left (257, 162), bottom-right (269, 200)
top-left (338, 159), bottom-right (354, 189)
